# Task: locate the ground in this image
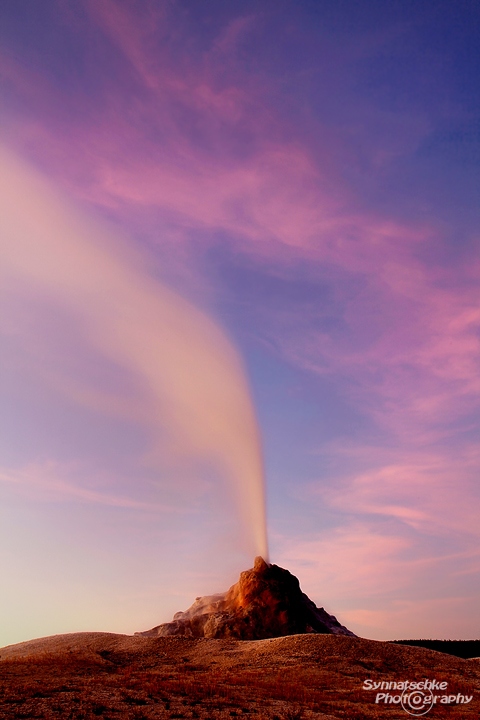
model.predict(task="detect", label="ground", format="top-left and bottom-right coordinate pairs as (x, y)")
top-left (0, 632), bottom-right (479, 719)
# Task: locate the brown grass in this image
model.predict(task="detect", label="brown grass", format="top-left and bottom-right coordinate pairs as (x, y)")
top-left (0, 632), bottom-right (478, 719)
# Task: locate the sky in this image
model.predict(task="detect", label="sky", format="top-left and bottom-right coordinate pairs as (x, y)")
top-left (0, 0), bottom-right (479, 646)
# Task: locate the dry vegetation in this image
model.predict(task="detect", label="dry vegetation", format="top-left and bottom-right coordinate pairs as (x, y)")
top-left (0, 632), bottom-right (479, 719)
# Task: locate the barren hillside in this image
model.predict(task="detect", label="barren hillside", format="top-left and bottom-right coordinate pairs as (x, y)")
top-left (1, 632), bottom-right (479, 719)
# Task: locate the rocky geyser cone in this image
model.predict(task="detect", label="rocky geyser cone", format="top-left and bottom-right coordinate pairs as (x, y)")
top-left (136, 556), bottom-right (356, 640)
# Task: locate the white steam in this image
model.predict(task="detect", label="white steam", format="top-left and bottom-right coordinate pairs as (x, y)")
top-left (0, 143), bottom-right (268, 561)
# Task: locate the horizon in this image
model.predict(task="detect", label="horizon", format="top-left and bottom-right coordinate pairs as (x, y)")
top-left (1, 0), bottom-right (479, 646)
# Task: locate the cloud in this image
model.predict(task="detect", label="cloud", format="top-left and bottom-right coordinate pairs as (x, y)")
top-left (0, 462), bottom-right (174, 511)
top-left (318, 448), bottom-right (480, 537)
top-left (342, 595), bottom-right (480, 641)
top-left (277, 523), bottom-right (413, 600)
top-left (275, 522), bottom-right (480, 639)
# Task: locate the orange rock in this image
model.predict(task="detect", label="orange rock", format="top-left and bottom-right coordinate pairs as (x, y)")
top-left (137, 558), bottom-right (356, 640)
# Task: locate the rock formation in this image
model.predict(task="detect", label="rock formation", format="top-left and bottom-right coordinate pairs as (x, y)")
top-left (137, 556), bottom-right (355, 639)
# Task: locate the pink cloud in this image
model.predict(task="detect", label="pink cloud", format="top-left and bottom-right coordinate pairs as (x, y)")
top-left (277, 524), bottom-right (413, 600)
top-left (266, 235), bottom-right (480, 455)
top-left (274, 521), bottom-right (480, 639)
top-left (342, 596), bottom-right (480, 641)
top-left (0, 462), bottom-right (175, 511)
top-left (319, 450), bottom-right (480, 537)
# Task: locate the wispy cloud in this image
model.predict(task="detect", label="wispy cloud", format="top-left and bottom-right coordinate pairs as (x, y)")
top-left (342, 595), bottom-right (480, 641)
top-left (320, 449), bottom-right (480, 537)
top-left (276, 523), bottom-right (480, 639)
top-left (277, 524), bottom-right (413, 599)
top-left (0, 462), bottom-right (174, 511)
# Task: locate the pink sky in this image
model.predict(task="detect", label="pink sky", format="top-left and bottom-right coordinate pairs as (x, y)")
top-left (1, 0), bottom-right (479, 644)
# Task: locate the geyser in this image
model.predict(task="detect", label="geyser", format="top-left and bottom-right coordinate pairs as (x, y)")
top-left (0, 143), bottom-right (268, 560)
top-left (137, 556), bottom-right (355, 639)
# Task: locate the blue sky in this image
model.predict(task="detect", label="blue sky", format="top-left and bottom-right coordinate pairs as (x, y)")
top-left (1, 0), bottom-right (479, 645)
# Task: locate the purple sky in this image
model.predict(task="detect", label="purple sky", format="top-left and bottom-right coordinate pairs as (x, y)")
top-left (1, 0), bottom-right (480, 645)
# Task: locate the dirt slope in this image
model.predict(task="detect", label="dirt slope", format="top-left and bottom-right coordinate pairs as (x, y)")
top-left (1, 632), bottom-right (479, 719)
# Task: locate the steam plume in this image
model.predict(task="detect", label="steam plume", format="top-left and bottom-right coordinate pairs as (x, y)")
top-left (0, 143), bottom-right (268, 560)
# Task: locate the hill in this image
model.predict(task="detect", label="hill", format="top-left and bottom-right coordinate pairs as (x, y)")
top-left (1, 631), bottom-right (479, 719)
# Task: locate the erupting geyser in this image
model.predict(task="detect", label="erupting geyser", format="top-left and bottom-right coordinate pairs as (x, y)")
top-left (137, 556), bottom-right (355, 639)
top-left (0, 143), bottom-right (268, 560)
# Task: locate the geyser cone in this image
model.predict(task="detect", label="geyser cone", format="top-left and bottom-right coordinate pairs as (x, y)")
top-left (137, 557), bottom-right (355, 640)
